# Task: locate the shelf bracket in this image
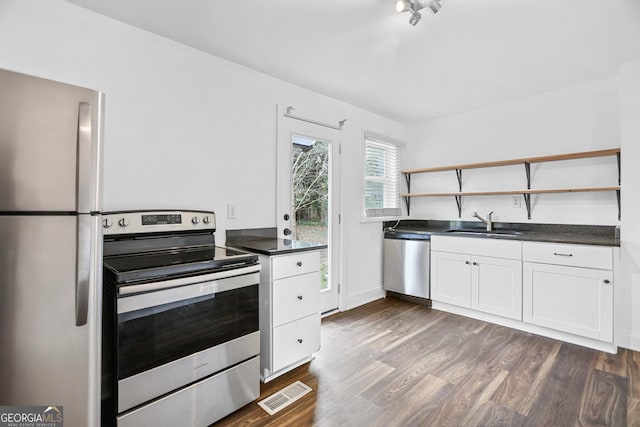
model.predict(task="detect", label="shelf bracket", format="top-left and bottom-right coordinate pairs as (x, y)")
top-left (523, 193), bottom-right (532, 220)
top-left (524, 162), bottom-right (531, 189)
top-left (616, 152), bottom-right (621, 186)
top-left (403, 196), bottom-right (411, 216)
top-left (455, 195), bottom-right (462, 218)
top-left (403, 173), bottom-right (411, 216)
top-left (456, 169), bottom-right (463, 192)
top-left (616, 189), bottom-right (621, 221)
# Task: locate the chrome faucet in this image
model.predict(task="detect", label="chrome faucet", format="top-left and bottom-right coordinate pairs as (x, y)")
top-left (472, 211), bottom-right (494, 231)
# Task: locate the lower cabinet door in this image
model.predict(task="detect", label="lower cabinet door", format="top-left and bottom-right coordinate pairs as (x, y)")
top-left (431, 251), bottom-right (472, 308)
top-left (523, 262), bottom-right (613, 342)
top-left (272, 313), bottom-right (321, 371)
top-left (474, 256), bottom-right (522, 320)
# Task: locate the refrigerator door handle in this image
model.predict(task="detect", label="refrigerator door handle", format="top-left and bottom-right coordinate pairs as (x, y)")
top-left (76, 215), bottom-right (91, 326)
top-left (77, 102), bottom-right (92, 213)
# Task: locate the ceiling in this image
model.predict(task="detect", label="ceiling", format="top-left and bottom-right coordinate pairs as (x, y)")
top-left (67, 0), bottom-right (640, 124)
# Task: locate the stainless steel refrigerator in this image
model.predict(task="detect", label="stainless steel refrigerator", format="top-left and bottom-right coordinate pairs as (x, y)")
top-left (0, 68), bottom-right (104, 427)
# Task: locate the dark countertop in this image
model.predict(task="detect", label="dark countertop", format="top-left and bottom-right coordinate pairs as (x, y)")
top-left (226, 227), bottom-right (327, 255)
top-left (383, 220), bottom-right (620, 247)
top-left (227, 238), bottom-right (327, 256)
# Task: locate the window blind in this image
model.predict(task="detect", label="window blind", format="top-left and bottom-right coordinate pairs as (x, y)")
top-left (364, 137), bottom-right (401, 218)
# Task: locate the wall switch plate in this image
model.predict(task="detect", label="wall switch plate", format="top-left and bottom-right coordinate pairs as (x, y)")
top-left (227, 203), bottom-right (237, 219)
top-left (512, 196), bottom-right (521, 208)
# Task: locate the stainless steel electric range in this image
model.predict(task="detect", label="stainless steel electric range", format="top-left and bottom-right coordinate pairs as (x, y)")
top-left (100, 210), bottom-right (260, 427)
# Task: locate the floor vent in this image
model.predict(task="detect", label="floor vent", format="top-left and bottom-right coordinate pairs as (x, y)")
top-left (258, 381), bottom-right (312, 415)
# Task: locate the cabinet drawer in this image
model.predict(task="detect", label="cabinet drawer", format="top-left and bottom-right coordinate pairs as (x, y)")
top-left (522, 242), bottom-right (612, 270)
top-left (272, 251), bottom-right (320, 280)
top-left (272, 272), bottom-right (320, 327)
top-left (431, 236), bottom-right (522, 260)
top-left (272, 313), bottom-right (320, 371)
top-left (117, 356), bottom-right (259, 427)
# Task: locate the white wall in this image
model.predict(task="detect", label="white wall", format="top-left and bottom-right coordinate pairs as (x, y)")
top-left (0, 0), bottom-right (405, 310)
top-left (406, 79), bottom-right (621, 225)
top-left (618, 60), bottom-right (640, 351)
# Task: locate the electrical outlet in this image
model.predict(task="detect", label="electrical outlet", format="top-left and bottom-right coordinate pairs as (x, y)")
top-left (512, 196), bottom-right (521, 208)
top-left (227, 203), bottom-right (237, 219)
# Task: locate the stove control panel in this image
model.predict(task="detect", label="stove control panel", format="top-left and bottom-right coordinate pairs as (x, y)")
top-left (103, 210), bottom-right (216, 235)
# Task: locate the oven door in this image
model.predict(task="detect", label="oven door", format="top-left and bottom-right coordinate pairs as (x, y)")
top-left (115, 267), bottom-right (260, 413)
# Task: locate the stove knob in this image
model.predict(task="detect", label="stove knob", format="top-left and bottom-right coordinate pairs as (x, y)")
top-left (192, 216), bottom-right (200, 225)
top-left (203, 216), bottom-right (210, 224)
top-left (103, 218), bottom-right (113, 229)
top-left (118, 217), bottom-right (129, 228)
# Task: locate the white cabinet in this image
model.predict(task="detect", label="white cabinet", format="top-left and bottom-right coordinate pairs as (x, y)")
top-left (272, 271), bottom-right (320, 327)
top-left (272, 313), bottom-right (321, 370)
top-left (431, 236), bottom-right (522, 320)
top-left (431, 251), bottom-right (472, 307)
top-left (431, 236), bottom-right (616, 351)
top-left (523, 242), bottom-right (613, 342)
top-left (258, 250), bottom-right (321, 382)
top-left (475, 255), bottom-right (523, 320)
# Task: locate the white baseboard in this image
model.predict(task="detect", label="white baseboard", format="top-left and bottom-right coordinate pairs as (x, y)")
top-left (615, 328), bottom-right (640, 352)
top-left (345, 287), bottom-right (385, 310)
top-left (262, 356), bottom-right (314, 383)
top-left (432, 301), bottom-right (617, 354)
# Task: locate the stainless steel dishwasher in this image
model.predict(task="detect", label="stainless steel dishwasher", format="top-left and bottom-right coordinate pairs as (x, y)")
top-left (383, 229), bottom-right (430, 300)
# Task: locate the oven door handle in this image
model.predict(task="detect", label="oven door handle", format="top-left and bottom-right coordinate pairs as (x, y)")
top-left (118, 264), bottom-right (261, 296)
top-left (117, 267), bottom-right (260, 314)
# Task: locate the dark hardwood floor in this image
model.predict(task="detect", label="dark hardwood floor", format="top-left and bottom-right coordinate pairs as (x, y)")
top-left (213, 298), bottom-right (640, 426)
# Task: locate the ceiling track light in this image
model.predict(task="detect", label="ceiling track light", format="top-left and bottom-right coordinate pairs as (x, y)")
top-left (396, 0), bottom-right (443, 26)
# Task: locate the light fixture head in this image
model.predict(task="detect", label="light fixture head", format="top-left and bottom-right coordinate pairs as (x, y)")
top-left (396, 0), bottom-right (409, 13)
top-left (409, 10), bottom-right (422, 26)
top-left (396, 0), bottom-right (443, 25)
top-left (427, 0), bottom-right (442, 14)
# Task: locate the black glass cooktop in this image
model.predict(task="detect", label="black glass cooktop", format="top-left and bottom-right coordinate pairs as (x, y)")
top-left (103, 246), bottom-right (257, 284)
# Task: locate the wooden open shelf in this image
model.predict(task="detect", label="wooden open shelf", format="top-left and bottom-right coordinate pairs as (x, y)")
top-left (401, 148), bottom-right (620, 175)
top-left (401, 187), bottom-right (621, 198)
top-left (401, 148), bottom-right (621, 220)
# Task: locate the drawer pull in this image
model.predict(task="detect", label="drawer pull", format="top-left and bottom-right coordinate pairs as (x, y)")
top-left (297, 261), bottom-right (303, 267)
top-left (297, 338), bottom-right (303, 344)
top-left (297, 295), bottom-right (303, 300)
top-left (603, 279), bottom-right (611, 284)
top-left (472, 262), bottom-right (478, 266)
top-left (553, 252), bottom-right (573, 257)
top-left (465, 261), bottom-right (471, 265)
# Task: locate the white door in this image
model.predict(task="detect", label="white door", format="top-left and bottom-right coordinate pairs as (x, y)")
top-left (473, 255), bottom-right (522, 320)
top-left (430, 251), bottom-right (472, 308)
top-left (276, 108), bottom-right (341, 313)
top-left (523, 262), bottom-right (613, 341)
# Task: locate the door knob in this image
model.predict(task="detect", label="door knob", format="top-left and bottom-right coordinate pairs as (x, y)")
top-left (283, 228), bottom-right (292, 236)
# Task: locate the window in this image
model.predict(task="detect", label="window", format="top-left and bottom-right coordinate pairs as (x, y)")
top-left (363, 135), bottom-right (402, 218)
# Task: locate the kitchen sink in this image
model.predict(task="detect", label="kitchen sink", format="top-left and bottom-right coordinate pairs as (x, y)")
top-left (444, 229), bottom-right (523, 238)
